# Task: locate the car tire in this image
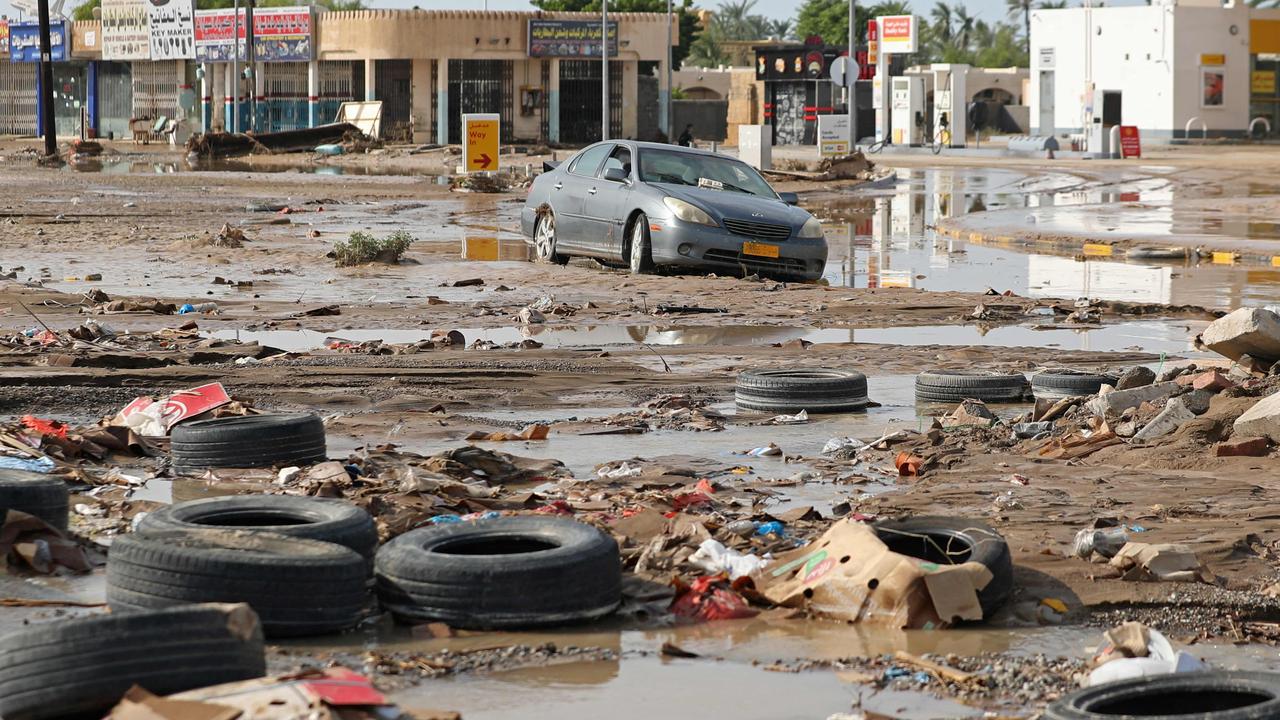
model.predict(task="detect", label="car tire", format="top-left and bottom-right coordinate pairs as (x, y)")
top-left (1031, 369), bottom-right (1118, 400)
top-left (735, 368), bottom-right (869, 414)
top-left (375, 516), bottom-right (621, 629)
top-left (1044, 671), bottom-right (1280, 720)
top-left (533, 212), bottom-right (568, 265)
top-left (169, 414), bottom-right (327, 472)
top-left (629, 214), bottom-right (656, 275)
top-left (138, 495), bottom-right (378, 561)
top-left (107, 528), bottom-right (368, 638)
top-left (0, 470), bottom-right (68, 532)
top-left (0, 603), bottom-right (265, 720)
top-left (915, 370), bottom-right (1029, 405)
top-left (873, 516), bottom-right (1013, 620)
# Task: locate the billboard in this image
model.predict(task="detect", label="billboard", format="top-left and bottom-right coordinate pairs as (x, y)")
top-left (102, 0), bottom-right (151, 60)
top-left (8, 21), bottom-right (67, 63)
top-left (194, 7), bottom-right (313, 62)
top-left (878, 15), bottom-right (917, 54)
top-left (0, 22), bottom-right (8, 57)
top-left (148, 0), bottom-right (195, 60)
top-left (528, 19), bottom-right (617, 58)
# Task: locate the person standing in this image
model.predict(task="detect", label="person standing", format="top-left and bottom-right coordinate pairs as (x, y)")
top-left (677, 123), bottom-right (695, 147)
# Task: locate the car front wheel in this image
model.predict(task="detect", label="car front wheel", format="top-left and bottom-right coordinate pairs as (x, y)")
top-left (628, 214), bottom-right (655, 275)
top-left (534, 212), bottom-right (567, 265)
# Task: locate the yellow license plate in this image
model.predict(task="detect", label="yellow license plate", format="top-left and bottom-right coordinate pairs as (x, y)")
top-left (743, 241), bottom-right (780, 258)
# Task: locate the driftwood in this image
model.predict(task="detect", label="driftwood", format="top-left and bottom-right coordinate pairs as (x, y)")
top-left (187, 123), bottom-right (362, 158)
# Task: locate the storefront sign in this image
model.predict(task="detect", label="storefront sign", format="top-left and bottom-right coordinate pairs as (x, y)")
top-left (1252, 70), bottom-right (1276, 95)
top-left (528, 19), bottom-right (617, 58)
top-left (102, 0), bottom-right (151, 60)
top-left (878, 15), bottom-right (917, 54)
top-left (1038, 47), bottom-right (1055, 69)
top-left (8, 21), bottom-right (66, 63)
top-left (0, 22), bottom-right (9, 57)
top-left (463, 114), bottom-right (500, 173)
top-left (1200, 53), bottom-right (1225, 66)
top-left (818, 114), bottom-right (850, 157)
top-left (1118, 126), bottom-right (1140, 158)
top-left (148, 0), bottom-right (195, 60)
top-left (193, 7), bottom-right (313, 62)
top-left (867, 19), bottom-right (878, 65)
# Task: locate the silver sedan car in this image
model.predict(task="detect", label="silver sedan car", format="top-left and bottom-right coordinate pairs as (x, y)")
top-left (521, 141), bottom-right (828, 281)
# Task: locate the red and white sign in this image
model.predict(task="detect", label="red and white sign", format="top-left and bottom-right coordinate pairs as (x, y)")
top-left (193, 6), bottom-right (312, 62)
top-left (117, 382), bottom-right (232, 435)
top-left (1119, 125), bottom-right (1141, 158)
top-left (878, 14), bottom-right (917, 54)
top-left (867, 19), bottom-right (878, 65)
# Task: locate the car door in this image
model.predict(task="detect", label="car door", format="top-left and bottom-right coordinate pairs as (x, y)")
top-left (582, 145), bottom-right (634, 261)
top-left (553, 143), bottom-right (612, 250)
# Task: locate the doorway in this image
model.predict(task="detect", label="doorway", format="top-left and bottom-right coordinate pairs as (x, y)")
top-left (1101, 90), bottom-right (1121, 128)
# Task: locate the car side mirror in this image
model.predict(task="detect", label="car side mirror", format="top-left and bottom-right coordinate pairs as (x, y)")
top-left (778, 191), bottom-right (799, 205)
top-left (604, 167), bottom-right (628, 183)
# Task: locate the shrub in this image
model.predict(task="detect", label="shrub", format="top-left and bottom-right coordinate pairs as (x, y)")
top-left (333, 230), bottom-right (415, 266)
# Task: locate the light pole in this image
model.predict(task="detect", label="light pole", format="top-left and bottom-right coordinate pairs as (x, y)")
top-left (232, 0), bottom-right (240, 134)
top-left (601, 0), bottom-right (609, 140)
top-left (848, 0), bottom-right (857, 147)
top-left (666, 0), bottom-right (673, 139)
top-left (36, 0), bottom-right (55, 156)
top-left (245, 0), bottom-right (255, 133)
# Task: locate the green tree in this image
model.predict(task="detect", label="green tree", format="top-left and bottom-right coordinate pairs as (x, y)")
top-left (1006, 0), bottom-right (1031, 53)
top-left (685, 0), bottom-right (777, 66)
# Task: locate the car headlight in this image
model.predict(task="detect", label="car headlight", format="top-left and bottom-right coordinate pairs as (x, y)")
top-left (798, 216), bottom-right (824, 239)
top-left (663, 197), bottom-right (717, 227)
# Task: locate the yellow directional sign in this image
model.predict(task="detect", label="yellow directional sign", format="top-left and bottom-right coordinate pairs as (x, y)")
top-left (463, 113), bottom-right (500, 173)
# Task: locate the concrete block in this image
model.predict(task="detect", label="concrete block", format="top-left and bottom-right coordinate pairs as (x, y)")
top-left (1115, 366), bottom-right (1156, 390)
top-left (1132, 399), bottom-right (1196, 442)
top-left (1180, 389), bottom-right (1215, 416)
top-left (1201, 308), bottom-right (1280, 363)
top-left (1215, 437), bottom-right (1271, 457)
top-left (1086, 381), bottom-right (1181, 417)
top-left (1234, 392), bottom-right (1280, 443)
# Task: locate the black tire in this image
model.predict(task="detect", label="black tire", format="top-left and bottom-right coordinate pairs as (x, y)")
top-left (629, 213), bottom-right (656, 275)
top-left (138, 495), bottom-right (378, 560)
top-left (915, 370), bottom-right (1029, 405)
top-left (1031, 369), bottom-right (1118, 400)
top-left (0, 469), bottom-right (68, 532)
top-left (0, 603), bottom-right (265, 720)
top-left (1045, 671), bottom-right (1280, 720)
top-left (107, 529), bottom-right (368, 637)
top-left (533, 212), bottom-right (568, 265)
top-left (873, 516), bottom-right (1013, 620)
top-left (170, 414), bottom-right (327, 472)
top-left (735, 368), bottom-right (869, 414)
top-left (375, 516), bottom-right (621, 629)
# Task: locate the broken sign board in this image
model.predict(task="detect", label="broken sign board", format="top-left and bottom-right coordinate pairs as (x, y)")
top-left (753, 519), bottom-right (992, 628)
top-left (463, 113), bottom-right (501, 173)
top-left (336, 100), bottom-right (382, 140)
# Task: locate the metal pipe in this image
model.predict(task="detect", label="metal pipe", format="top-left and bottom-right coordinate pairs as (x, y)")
top-left (665, 0), bottom-right (672, 138)
top-left (848, 0), bottom-right (856, 147)
top-left (601, 0), bottom-right (608, 141)
top-left (1250, 116), bottom-right (1271, 138)
top-left (232, 0), bottom-right (239, 134)
top-left (36, 0), bottom-right (55, 156)
top-left (1184, 116), bottom-right (1207, 139)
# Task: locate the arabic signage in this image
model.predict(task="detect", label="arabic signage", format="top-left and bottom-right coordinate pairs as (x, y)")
top-left (148, 0), bottom-right (195, 60)
top-left (8, 21), bottom-right (67, 63)
top-left (878, 14), bottom-right (917, 54)
top-left (102, 0), bottom-right (151, 60)
top-left (193, 7), bottom-right (313, 62)
top-left (0, 22), bottom-right (9, 57)
top-left (528, 19), bottom-right (617, 58)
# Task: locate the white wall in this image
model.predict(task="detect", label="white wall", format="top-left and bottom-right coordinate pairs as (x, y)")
top-left (1171, 4), bottom-right (1251, 136)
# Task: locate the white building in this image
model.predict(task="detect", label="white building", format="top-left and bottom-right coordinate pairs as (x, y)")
top-left (1030, 0), bottom-right (1280, 138)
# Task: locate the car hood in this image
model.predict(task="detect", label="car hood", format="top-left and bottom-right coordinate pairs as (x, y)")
top-left (657, 184), bottom-right (810, 226)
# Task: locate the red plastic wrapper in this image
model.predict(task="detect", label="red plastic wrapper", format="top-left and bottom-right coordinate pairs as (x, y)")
top-left (670, 575), bottom-right (758, 622)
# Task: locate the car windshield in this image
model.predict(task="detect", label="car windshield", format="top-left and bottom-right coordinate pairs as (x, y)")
top-left (638, 149), bottom-right (777, 199)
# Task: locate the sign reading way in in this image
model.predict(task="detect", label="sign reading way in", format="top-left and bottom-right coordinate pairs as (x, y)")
top-left (463, 114), bottom-right (500, 173)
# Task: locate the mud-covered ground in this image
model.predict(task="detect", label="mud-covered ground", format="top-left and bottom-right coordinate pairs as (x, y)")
top-left (3, 137), bottom-right (1280, 719)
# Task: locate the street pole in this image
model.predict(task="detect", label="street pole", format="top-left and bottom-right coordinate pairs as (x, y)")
top-left (232, 0), bottom-right (240, 134)
top-left (601, 0), bottom-right (608, 141)
top-left (848, 0), bottom-right (857, 148)
top-left (36, 0), bottom-right (56, 156)
top-left (246, 0), bottom-right (255, 133)
top-left (665, 0), bottom-right (672, 139)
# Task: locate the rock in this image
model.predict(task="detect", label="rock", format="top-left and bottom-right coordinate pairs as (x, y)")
top-left (1180, 389), bottom-right (1215, 416)
top-left (1175, 369), bottom-right (1234, 392)
top-left (1237, 353), bottom-right (1274, 375)
top-left (1200, 307), bottom-right (1280, 364)
top-left (1158, 365), bottom-right (1196, 383)
top-left (1131, 398), bottom-right (1196, 442)
top-left (1115, 366), bottom-right (1156, 390)
top-left (1114, 421), bottom-right (1138, 438)
top-left (1214, 436), bottom-right (1271, 457)
top-left (1086, 381), bottom-right (1182, 417)
top-left (518, 307), bottom-right (545, 325)
top-left (1234, 393), bottom-right (1280, 443)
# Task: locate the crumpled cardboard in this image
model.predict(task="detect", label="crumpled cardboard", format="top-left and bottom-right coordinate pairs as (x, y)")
top-left (1109, 542), bottom-right (1214, 583)
top-left (752, 520), bottom-right (992, 629)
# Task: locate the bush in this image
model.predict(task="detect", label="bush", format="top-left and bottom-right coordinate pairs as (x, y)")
top-left (333, 230), bottom-right (415, 266)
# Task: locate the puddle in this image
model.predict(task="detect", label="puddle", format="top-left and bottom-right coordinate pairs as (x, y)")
top-left (210, 319), bottom-right (1205, 356)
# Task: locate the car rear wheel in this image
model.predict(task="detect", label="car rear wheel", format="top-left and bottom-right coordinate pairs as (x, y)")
top-left (629, 214), bottom-right (655, 275)
top-left (534, 212), bottom-right (567, 265)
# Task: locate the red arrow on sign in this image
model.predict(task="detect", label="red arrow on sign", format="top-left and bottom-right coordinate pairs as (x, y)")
top-left (476, 153), bottom-right (493, 169)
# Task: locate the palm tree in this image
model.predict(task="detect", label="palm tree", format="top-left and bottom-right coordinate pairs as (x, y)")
top-left (1037, 0), bottom-right (1068, 7)
top-left (931, 1), bottom-right (954, 44)
top-left (953, 4), bottom-right (976, 47)
top-left (872, 0), bottom-right (914, 16)
top-left (1006, 0), bottom-right (1031, 53)
top-left (765, 18), bottom-right (792, 39)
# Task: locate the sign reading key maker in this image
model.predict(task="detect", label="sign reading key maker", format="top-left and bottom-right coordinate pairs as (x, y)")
top-left (528, 19), bottom-right (617, 58)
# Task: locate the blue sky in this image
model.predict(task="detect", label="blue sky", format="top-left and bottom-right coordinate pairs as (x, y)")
top-left (1, 0), bottom-right (1018, 31)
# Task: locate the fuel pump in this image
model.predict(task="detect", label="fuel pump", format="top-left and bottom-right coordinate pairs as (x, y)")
top-left (889, 76), bottom-right (925, 145)
top-left (930, 64), bottom-right (968, 148)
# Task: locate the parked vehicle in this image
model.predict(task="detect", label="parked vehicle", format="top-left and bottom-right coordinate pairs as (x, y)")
top-left (521, 141), bottom-right (828, 281)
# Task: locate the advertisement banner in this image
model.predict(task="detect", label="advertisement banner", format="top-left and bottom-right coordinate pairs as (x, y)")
top-left (867, 19), bottom-right (878, 65)
top-left (878, 15), bottom-right (917, 54)
top-left (1119, 126), bottom-right (1141, 158)
top-left (148, 0), bottom-right (195, 60)
top-left (0, 22), bottom-right (9, 57)
top-left (194, 6), bottom-right (312, 62)
top-left (528, 19), bottom-right (618, 58)
top-left (102, 0), bottom-right (151, 60)
top-left (8, 21), bottom-right (67, 63)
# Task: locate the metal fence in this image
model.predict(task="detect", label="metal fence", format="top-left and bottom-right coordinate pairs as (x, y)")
top-left (131, 60), bottom-right (183, 121)
top-left (262, 62), bottom-right (307, 132)
top-left (98, 61), bottom-right (133, 139)
top-left (374, 59), bottom-right (412, 142)
top-left (0, 59), bottom-right (38, 135)
top-left (559, 59), bottom-right (621, 144)
top-left (447, 59), bottom-right (512, 144)
top-left (318, 60), bottom-right (363, 124)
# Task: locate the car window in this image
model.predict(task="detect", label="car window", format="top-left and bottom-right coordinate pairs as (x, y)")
top-left (568, 144), bottom-right (612, 177)
top-left (601, 146), bottom-right (632, 177)
top-left (637, 149), bottom-right (777, 198)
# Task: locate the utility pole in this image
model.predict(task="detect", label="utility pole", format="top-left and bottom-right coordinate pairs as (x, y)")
top-left (36, 0), bottom-right (56, 156)
top-left (666, 0), bottom-right (673, 139)
top-left (848, 0), bottom-right (857, 148)
top-left (245, 0), bottom-right (255, 133)
top-left (601, 0), bottom-right (608, 141)
top-left (232, 0), bottom-right (240, 134)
